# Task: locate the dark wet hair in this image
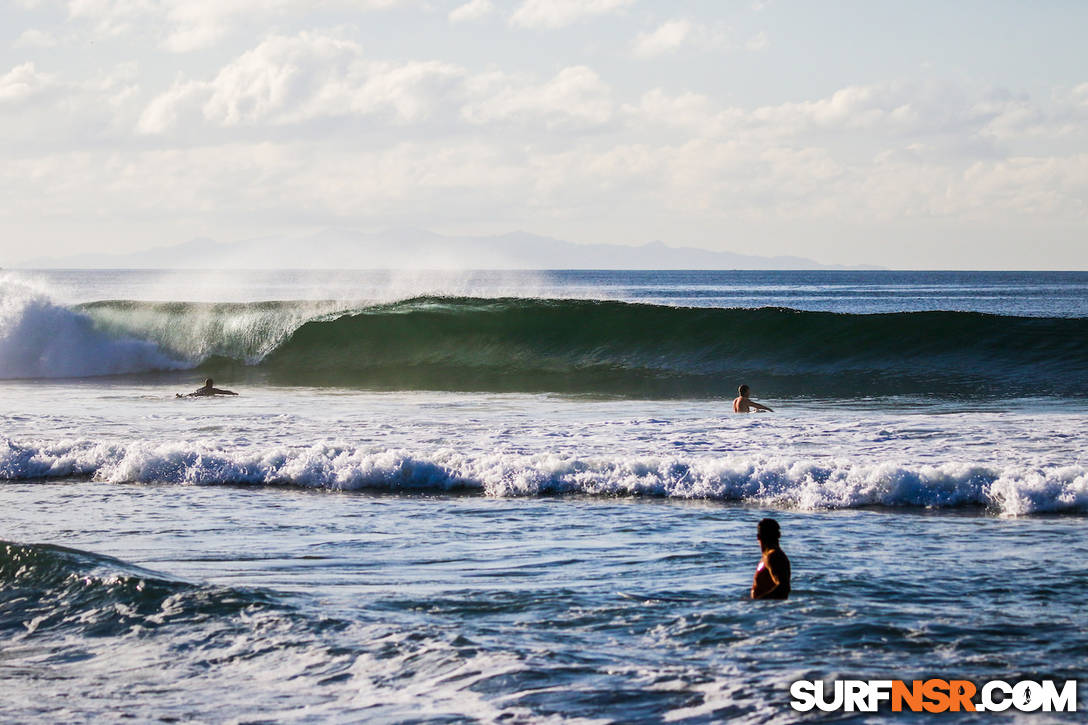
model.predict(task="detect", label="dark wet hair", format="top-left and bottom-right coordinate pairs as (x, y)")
top-left (205, 378), bottom-right (213, 387)
top-left (738, 384), bottom-right (750, 396)
top-left (757, 518), bottom-right (781, 544)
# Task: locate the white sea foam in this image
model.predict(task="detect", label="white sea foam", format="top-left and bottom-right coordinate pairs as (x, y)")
top-left (0, 278), bottom-right (186, 378)
top-left (3, 438), bottom-right (1085, 516)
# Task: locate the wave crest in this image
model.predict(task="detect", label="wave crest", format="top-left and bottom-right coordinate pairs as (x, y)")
top-left (3, 290), bottom-right (1087, 398)
top-left (4, 438), bottom-right (1086, 516)
top-left (0, 281), bottom-right (185, 378)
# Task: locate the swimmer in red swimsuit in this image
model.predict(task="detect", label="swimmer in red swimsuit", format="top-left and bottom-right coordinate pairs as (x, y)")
top-left (751, 518), bottom-right (791, 600)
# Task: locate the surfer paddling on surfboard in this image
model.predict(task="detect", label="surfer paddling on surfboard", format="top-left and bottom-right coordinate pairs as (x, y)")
top-left (751, 518), bottom-right (791, 600)
top-left (733, 384), bottom-right (773, 413)
top-left (177, 378), bottom-right (238, 398)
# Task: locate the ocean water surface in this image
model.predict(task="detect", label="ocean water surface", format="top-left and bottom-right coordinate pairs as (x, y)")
top-left (1, 270), bottom-right (1086, 722)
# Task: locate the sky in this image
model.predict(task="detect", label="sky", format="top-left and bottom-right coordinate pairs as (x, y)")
top-left (1, 0), bottom-right (1086, 269)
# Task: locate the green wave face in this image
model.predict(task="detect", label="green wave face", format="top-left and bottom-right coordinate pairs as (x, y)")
top-left (83, 297), bottom-right (1088, 399)
top-left (256, 298), bottom-right (1088, 399)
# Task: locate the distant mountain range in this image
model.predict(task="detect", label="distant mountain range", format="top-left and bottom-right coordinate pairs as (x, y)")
top-left (19, 229), bottom-right (880, 270)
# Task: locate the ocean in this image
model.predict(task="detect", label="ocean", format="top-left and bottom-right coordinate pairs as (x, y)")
top-left (1, 269), bottom-right (1086, 722)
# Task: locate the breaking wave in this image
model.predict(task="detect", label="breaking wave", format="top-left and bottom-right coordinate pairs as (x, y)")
top-left (0, 284), bottom-right (187, 378)
top-left (2, 284), bottom-right (1087, 399)
top-left (3, 438), bottom-right (1086, 516)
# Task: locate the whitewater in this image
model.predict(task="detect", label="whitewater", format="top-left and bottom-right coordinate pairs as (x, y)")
top-left (2, 269), bottom-right (1086, 722)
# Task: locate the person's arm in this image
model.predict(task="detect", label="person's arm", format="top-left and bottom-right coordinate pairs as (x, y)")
top-left (751, 401), bottom-right (774, 412)
top-left (752, 552), bottom-right (788, 599)
top-left (210, 388), bottom-right (238, 396)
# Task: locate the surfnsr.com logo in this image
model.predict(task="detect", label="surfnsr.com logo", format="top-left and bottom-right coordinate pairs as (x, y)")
top-left (790, 679), bottom-right (1078, 713)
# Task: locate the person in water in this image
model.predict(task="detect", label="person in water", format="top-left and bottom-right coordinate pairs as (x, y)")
top-left (751, 518), bottom-right (791, 600)
top-left (179, 378), bottom-right (238, 397)
top-left (733, 384), bottom-right (773, 413)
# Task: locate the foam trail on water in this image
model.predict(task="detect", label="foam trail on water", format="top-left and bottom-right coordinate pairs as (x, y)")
top-left (0, 279), bottom-right (186, 379)
top-left (3, 438), bottom-right (1085, 516)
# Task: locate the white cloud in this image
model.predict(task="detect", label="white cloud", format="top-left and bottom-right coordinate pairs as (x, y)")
top-left (613, 82), bottom-right (1088, 226)
top-left (13, 29), bottom-right (59, 48)
top-left (0, 141), bottom-right (531, 226)
top-left (631, 19), bottom-right (740, 58)
top-left (66, 0), bottom-right (155, 37)
top-left (136, 79), bottom-right (206, 134)
top-left (84, 62), bottom-right (142, 108)
top-left (41, 61), bottom-right (1088, 238)
top-left (9, 139), bottom-right (1087, 244)
top-left (745, 31), bottom-right (768, 51)
top-left (632, 20), bottom-right (693, 58)
top-left (3, 2), bottom-right (1088, 269)
top-left (43, 0), bottom-right (418, 51)
top-left (935, 154), bottom-right (1088, 220)
top-left (137, 33), bottom-right (618, 133)
top-left (449, 0), bottom-right (492, 23)
top-left (138, 32), bottom-right (466, 130)
top-left (1072, 83), bottom-right (1088, 107)
top-left (342, 60), bottom-right (465, 122)
top-left (0, 62), bottom-right (147, 155)
top-left (0, 62), bottom-right (55, 104)
top-left (740, 82), bottom-right (1011, 139)
top-left (625, 88), bottom-right (718, 129)
top-left (200, 32), bottom-right (364, 125)
top-left (462, 66), bottom-right (612, 126)
top-left (155, 0), bottom-right (418, 53)
top-left (510, 0), bottom-right (633, 29)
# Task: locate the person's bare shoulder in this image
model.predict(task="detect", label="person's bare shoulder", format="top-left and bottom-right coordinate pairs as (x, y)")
top-left (768, 548), bottom-right (790, 570)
